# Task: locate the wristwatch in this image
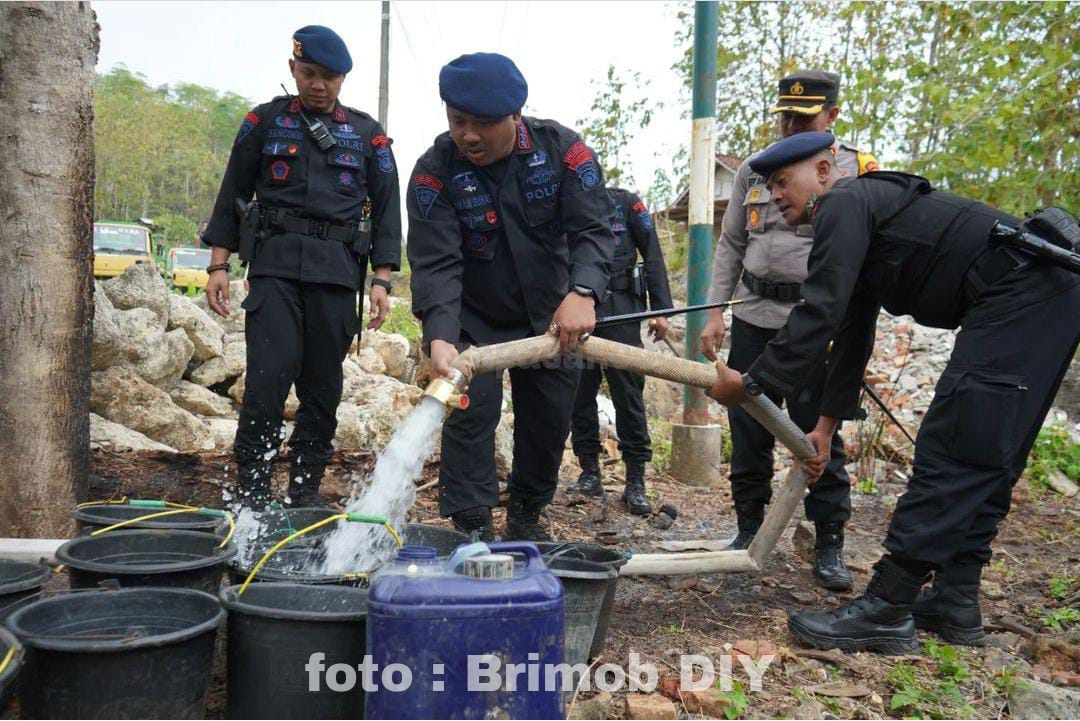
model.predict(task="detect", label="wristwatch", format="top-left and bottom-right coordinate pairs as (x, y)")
top-left (741, 372), bottom-right (765, 397)
top-left (571, 285), bottom-right (595, 299)
top-left (371, 278), bottom-right (392, 294)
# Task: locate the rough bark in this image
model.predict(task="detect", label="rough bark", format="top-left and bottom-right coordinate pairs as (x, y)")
top-left (0, 2), bottom-right (99, 536)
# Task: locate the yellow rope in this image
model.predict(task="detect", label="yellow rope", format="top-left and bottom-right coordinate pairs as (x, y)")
top-left (238, 515), bottom-right (404, 595)
top-left (0, 646), bottom-right (15, 677)
top-left (75, 497), bottom-right (128, 509)
top-left (89, 507), bottom-right (235, 549)
top-left (238, 514), bottom-right (347, 595)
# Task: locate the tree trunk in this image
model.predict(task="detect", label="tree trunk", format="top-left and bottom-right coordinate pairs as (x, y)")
top-left (0, 2), bottom-right (99, 537)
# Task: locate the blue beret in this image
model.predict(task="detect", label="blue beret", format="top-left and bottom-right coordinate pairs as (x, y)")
top-left (439, 53), bottom-right (528, 118)
top-left (749, 132), bottom-right (836, 179)
top-left (292, 25), bottom-right (352, 75)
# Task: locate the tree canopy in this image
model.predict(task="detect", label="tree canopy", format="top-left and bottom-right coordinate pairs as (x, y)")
top-left (661, 0), bottom-right (1078, 214)
top-left (94, 66), bottom-right (250, 245)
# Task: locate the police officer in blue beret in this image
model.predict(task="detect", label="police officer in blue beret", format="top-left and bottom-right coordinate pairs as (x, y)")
top-left (407, 53), bottom-right (614, 541)
top-left (707, 131), bottom-right (1080, 653)
top-left (203, 25), bottom-right (401, 509)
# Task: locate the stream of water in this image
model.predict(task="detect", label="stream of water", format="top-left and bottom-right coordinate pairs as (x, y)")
top-left (319, 395), bottom-right (446, 573)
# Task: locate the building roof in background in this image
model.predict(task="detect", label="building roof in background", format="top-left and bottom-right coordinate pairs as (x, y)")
top-left (659, 152), bottom-right (745, 222)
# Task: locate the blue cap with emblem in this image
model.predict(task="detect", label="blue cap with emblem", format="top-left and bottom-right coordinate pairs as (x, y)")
top-left (292, 25), bottom-right (352, 75)
top-left (439, 52), bottom-right (528, 119)
top-left (749, 131), bottom-right (836, 179)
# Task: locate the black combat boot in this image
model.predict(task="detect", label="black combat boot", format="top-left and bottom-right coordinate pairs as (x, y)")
top-left (724, 506), bottom-right (763, 551)
top-left (286, 463), bottom-right (331, 509)
top-left (912, 563), bottom-right (986, 646)
top-left (451, 506), bottom-right (496, 543)
top-left (503, 497), bottom-right (552, 542)
top-left (623, 461), bottom-right (652, 516)
top-left (236, 461), bottom-right (273, 511)
top-left (813, 521), bottom-right (853, 591)
top-left (788, 556), bottom-right (930, 654)
top-left (568, 455), bottom-right (603, 496)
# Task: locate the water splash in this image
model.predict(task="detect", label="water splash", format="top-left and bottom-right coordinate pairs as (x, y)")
top-left (319, 396), bottom-right (446, 574)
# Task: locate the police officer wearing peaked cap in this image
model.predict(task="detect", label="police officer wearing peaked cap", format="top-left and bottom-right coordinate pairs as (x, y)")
top-left (701, 70), bottom-right (878, 591)
top-left (407, 52), bottom-right (614, 542)
top-left (203, 25), bottom-right (402, 510)
top-left (569, 186), bottom-right (673, 516)
top-left (708, 131), bottom-right (1080, 653)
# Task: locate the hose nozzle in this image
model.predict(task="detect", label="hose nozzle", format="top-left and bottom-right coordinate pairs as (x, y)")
top-left (422, 368), bottom-right (468, 411)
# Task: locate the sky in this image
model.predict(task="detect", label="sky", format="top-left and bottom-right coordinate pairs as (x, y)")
top-left (93, 0), bottom-right (691, 205)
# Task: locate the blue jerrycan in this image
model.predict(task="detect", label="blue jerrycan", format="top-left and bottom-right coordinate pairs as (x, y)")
top-left (366, 542), bottom-right (565, 719)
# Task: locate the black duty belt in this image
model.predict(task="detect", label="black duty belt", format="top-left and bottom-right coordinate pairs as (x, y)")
top-left (264, 208), bottom-right (357, 243)
top-left (741, 268), bottom-right (802, 302)
top-left (610, 275), bottom-right (631, 291)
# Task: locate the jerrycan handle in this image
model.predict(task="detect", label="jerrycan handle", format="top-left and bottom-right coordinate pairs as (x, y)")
top-left (486, 542), bottom-right (545, 573)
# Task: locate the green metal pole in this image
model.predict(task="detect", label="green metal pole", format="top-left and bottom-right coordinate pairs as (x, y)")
top-left (683, 1), bottom-right (718, 425)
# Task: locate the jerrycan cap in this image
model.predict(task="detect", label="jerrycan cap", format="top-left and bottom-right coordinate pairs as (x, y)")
top-left (461, 553), bottom-right (515, 580)
top-left (393, 546), bottom-right (439, 565)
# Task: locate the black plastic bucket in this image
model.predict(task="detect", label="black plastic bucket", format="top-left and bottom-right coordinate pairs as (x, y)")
top-left (220, 583), bottom-right (368, 719)
top-left (71, 504), bottom-right (228, 537)
top-left (0, 626), bottom-right (24, 710)
top-left (0, 560), bottom-right (52, 620)
top-left (544, 557), bottom-right (617, 668)
top-left (228, 523), bottom-right (469, 586)
top-left (56, 529), bottom-right (237, 594)
top-left (6, 587), bottom-right (222, 719)
top-left (536, 542), bottom-right (628, 658)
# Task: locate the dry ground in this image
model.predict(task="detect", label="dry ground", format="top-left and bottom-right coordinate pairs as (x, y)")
top-left (76, 444), bottom-right (1080, 720)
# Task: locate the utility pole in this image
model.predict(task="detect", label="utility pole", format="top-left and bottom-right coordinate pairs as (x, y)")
top-left (668, 1), bottom-right (723, 487)
top-left (378, 0), bottom-right (390, 129)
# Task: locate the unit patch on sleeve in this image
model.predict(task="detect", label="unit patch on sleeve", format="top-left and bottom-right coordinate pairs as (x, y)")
top-left (236, 112), bottom-right (260, 143)
top-left (414, 174), bottom-right (444, 219)
top-left (371, 135), bottom-right (395, 174)
top-left (632, 200), bottom-right (653, 230)
top-left (563, 141), bottom-right (599, 190)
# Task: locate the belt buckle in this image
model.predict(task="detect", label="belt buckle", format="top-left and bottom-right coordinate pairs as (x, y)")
top-left (310, 219), bottom-right (328, 239)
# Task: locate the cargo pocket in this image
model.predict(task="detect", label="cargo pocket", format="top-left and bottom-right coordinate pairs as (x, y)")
top-left (937, 369), bottom-right (1026, 468)
top-left (240, 283), bottom-right (264, 314)
top-left (342, 307), bottom-right (361, 348)
top-left (328, 151), bottom-right (365, 196)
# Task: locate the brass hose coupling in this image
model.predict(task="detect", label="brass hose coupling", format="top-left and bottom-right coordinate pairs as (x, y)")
top-left (422, 368), bottom-right (469, 411)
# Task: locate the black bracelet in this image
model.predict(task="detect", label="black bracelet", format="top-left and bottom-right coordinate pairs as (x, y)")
top-left (371, 278), bottom-right (392, 294)
top-left (206, 262), bottom-right (230, 274)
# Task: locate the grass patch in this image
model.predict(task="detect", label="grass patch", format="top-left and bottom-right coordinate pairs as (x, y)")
top-left (1025, 423), bottom-right (1080, 492)
top-left (887, 640), bottom-right (976, 719)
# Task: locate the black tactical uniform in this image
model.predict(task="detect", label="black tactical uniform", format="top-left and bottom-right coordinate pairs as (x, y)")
top-left (407, 117), bottom-right (613, 538)
top-left (746, 169), bottom-right (1080, 652)
top-left (204, 95), bottom-right (401, 507)
top-left (570, 187), bottom-right (672, 513)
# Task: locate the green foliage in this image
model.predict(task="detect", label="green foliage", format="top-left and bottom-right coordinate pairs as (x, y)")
top-left (667, 1), bottom-right (1079, 215)
top-left (993, 666), bottom-right (1027, 696)
top-left (650, 420), bottom-right (673, 474)
top-left (1025, 423), bottom-right (1080, 491)
top-left (856, 477), bottom-right (879, 495)
top-left (578, 65), bottom-right (657, 189)
top-left (1050, 574), bottom-right (1074, 599)
top-left (887, 641), bottom-right (976, 719)
top-left (95, 66), bottom-right (250, 232)
top-left (153, 212), bottom-right (199, 249)
top-left (381, 302), bottom-right (421, 349)
top-left (713, 679), bottom-right (750, 720)
top-left (1040, 606), bottom-right (1079, 630)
